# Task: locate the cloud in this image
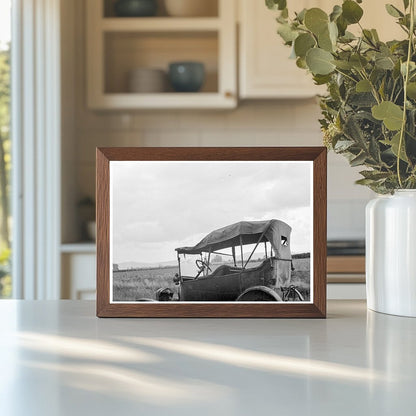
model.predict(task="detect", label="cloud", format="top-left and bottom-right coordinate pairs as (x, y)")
top-left (111, 161), bottom-right (312, 263)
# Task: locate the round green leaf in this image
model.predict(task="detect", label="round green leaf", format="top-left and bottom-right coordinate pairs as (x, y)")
top-left (342, 0), bottom-right (364, 24)
top-left (336, 15), bottom-right (348, 36)
top-left (407, 82), bottom-right (416, 99)
top-left (362, 29), bottom-right (378, 47)
top-left (401, 61), bottom-right (416, 76)
top-left (296, 8), bottom-right (307, 23)
top-left (328, 21), bottom-right (338, 43)
top-left (318, 29), bottom-right (333, 52)
top-left (385, 4), bottom-right (403, 18)
top-left (333, 60), bottom-right (352, 70)
top-left (375, 55), bottom-right (395, 70)
top-left (280, 7), bottom-right (288, 19)
top-left (356, 79), bottom-right (372, 92)
top-left (330, 5), bottom-right (342, 22)
top-left (277, 23), bottom-right (298, 43)
top-left (371, 101), bottom-right (404, 131)
top-left (304, 8), bottom-right (329, 35)
top-left (318, 22), bottom-right (338, 52)
top-left (294, 33), bottom-right (316, 58)
top-left (371, 29), bottom-right (380, 42)
top-left (296, 57), bottom-right (308, 69)
top-left (313, 74), bottom-right (332, 85)
top-left (339, 31), bottom-right (356, 42)
top-left (350, 54), bottom-right (368, 70)
top-left (266, 0), bottom-right (287, 11)
top-left (306, 48), bottom-right (335, 75)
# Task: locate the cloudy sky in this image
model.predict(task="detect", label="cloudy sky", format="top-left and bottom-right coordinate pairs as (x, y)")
top-left (111, 161), bottom-right (312, 264)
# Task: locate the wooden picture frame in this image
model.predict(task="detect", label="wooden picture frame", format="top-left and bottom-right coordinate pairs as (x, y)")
top-left (96, 147), bottom-right (327, 318)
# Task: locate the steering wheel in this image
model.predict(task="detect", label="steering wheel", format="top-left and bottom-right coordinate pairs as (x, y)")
top-left (195, 259), bottom-right (212, 273)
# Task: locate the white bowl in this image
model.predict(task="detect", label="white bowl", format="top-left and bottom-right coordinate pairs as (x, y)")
top-left (164, 0), bottom-right (218, 17)
top-left (128, 68), bottom-right (167, 93)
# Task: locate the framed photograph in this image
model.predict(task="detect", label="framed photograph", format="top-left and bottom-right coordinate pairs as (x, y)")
top-left (96, 147), bottom-right (327, 318)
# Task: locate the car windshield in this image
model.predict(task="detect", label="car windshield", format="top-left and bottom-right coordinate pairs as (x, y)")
top-left (179, 243), bottom-right (273, 277)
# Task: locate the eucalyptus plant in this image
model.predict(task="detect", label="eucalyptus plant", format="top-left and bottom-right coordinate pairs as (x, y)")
top-left (266, 0), bottom-right (416, 193)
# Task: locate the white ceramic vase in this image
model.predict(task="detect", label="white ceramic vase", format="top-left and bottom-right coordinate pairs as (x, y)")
top-left (366, 190), bottom-right (416, 317)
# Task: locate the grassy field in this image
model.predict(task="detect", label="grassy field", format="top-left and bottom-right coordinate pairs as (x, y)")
top-left (113, 256), bottom-right (311, 302)
top-left (113, 266), bottom-right (179, 301)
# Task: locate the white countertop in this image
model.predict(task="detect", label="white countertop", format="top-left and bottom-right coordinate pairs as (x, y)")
top-left (0, 300), bottom-right (415, 416)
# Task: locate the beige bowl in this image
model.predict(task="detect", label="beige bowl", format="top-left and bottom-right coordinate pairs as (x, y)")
top-left (86, 221), bottom-right (96, 241)
top-left (164, 0), bottom-right (218, 17)
top-left (128, 68), bottom-right (167, 93)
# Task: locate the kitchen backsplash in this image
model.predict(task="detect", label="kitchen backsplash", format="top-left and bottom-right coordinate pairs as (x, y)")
top-left (73, 100), bottom-right (374, 241)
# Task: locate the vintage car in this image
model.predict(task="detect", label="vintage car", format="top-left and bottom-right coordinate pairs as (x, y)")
top-left (165, 219), bottom-right (300, 302)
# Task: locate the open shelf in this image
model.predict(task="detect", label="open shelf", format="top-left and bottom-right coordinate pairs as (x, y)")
top-left (91, 93), bottom-right (234, 109)
top-left (327, 256), bottom-right (365, 284)
top-left (102, 17), bottom-right (220, 32)
top-left (61, 243), bottom-right (96, 254)
top-left (327, 256), bottom-right (365, 274)
top-left (103, 0), bottom-right (219, 18)
top-left (87, 0), bottom-right (236, 109)
top-left (104, 31), bottom-right (218, 94)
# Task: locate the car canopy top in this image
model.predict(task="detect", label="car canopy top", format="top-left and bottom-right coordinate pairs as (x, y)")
top-left (176, 219), bottom-right (292, 260)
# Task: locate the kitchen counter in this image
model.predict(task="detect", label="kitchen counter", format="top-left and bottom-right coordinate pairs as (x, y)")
top-left (0, 300), bottom-right (415, 415)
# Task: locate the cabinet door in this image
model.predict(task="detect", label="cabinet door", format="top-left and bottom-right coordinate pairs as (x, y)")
top-left (359, 0), bottom-right (404, 41)
top-left (239, 0), bottom-right (403, 99)
top-left (62, 253), bottom-right (96, 300)
top-left (239, 0), bottom-right (326, 99)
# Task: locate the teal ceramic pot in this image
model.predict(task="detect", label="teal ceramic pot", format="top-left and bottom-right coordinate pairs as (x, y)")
top-left (114, 0), bottom-right (157, 17)
top-left (168, 62), bottom-right (205, 92)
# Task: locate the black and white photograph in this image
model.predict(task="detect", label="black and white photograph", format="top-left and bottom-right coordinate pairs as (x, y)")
top-left (110, 160), bottom-right (313, 303)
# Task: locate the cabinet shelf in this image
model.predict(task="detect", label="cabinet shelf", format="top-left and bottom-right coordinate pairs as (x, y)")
top-left (101, 17), bottom-right (221, 32)
top-left (61, 243), bottom-right (96, 254)
top-left (89, 92), bottom-right (235, 110)
top-left (86, 0), bottom-right (236, 110)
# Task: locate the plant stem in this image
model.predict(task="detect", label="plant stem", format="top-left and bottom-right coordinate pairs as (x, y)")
top-left (390, 79), bottom-right (398, 102)
top-left (358, 69), bottom-right (381, 104)
top-left (334, 68), bottom-right (358, 84)
top-left (397, 0), bottom-right (415, 188)
top-left (393, 85), bottom-right (403, 104)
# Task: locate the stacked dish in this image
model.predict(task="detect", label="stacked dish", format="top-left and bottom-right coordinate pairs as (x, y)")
top-left (128, 68), bottom-right (167, 93)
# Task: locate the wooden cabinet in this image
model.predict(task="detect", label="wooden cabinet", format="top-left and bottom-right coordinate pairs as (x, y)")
top-left (327, 256), bottom-right (366, 299)
top-left (238, 0), bottom-right (325, 99)
top-left (61, 245), bottom-right (96, 300)
top-left (86, 0), bottom-right (237, 109)
top-left (327, 256), bottom-right (365, 283)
